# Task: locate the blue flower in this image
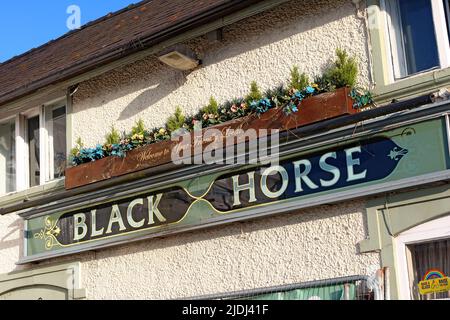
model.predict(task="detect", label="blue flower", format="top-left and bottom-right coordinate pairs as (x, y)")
top-left (112, 149), bottom-right (124, 157)
top-left (261, 98), bottom-right (271, 107)
top-left (94, 145), bottom-right (104, 158)
top-left (292, 106), bottom-right (298, 113)
top-left (292, 92), bottom-right (304, 100)
top-left (305, 86), bottom-right (315, 94)
top-left (71, 156), bottom-right (82, 166)
top-left (250, 98), bottom-right (272, 115)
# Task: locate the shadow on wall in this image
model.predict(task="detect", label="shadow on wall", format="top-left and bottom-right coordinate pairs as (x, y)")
top-left (73, 0), bottom-right (359, 121)
top-left (71, 57), bottom-right (189, 121)
top-left (0, 217), bottom-right (45, 273)
top-left (118, 69), bottom-right (188, 120)
top-left (0, 217), bottom-right (28, 273)
top-left (0, 218), bottom-right (21, 252)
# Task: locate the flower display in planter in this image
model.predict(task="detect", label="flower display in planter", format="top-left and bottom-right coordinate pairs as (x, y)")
top-left (69, 49), bottom-right (374, 167)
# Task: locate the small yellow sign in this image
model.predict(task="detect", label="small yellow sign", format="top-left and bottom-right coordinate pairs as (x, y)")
top-left (419, 277), bottom-right (450, 295)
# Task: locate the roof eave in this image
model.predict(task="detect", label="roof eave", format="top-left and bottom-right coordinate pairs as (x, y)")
top-left (0, 0), bottom-right (262, 107)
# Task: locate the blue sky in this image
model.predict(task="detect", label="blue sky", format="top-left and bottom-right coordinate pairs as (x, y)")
top-left (0, 1), bottom-right (137, 62)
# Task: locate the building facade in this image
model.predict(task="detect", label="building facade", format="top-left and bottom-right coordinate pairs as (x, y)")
top-left (0, 0), bottom-right (449, 300)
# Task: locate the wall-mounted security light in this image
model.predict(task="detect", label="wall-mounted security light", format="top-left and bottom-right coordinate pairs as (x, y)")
top-left (157, 44), bottom-right (200, 71)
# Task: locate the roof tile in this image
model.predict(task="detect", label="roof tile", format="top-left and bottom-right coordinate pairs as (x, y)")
top-left (0, 0), bottom-right (259, 106)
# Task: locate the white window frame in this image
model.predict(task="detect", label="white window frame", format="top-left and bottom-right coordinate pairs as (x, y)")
top-left (394, 214), bottom-right (450, 300)
top-left (43, 101), bottom-right (67, 183)
top-left (382, 0), bottom-right (450, 82)
top-left (0, 115), bottom-right (18, 195)
top-left (0, 98), bottom-right (67, 197)
top-left (20, 107), bottom-right (43, 189)
top-left (445, 0), bottom-right (450, 31)
top-left (446, 114), bottom-right (450, 159)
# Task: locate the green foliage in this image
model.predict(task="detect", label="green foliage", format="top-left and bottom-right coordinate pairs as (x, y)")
top-left (131, 118), bottom-right (146, 136)
top-left (70, 137), bottom-right (84, 158)
top-left (202, 96), bottom-right (219, 116)
top-left (71, 52), bottom-right (372, 166)
top-left (166, 106), bottom-right (186, 132)
top-left (196, 97), bottom-right (221, 128)
top-left (105, 126), bottom-right (121, 145)
top-left (289, 66), bottom-right (309, 91)
top-left (313, 74), bottom-right (332, 93)
top-left (265, 85), bottom-right (290, 107)
top-left (321, 48), bottom-right (358, 90)
top-left (246, 81), bottom-right (263, 103)
top-left (152, 127), bottom-right (171, 142)
top-left (350, 88), bottom-right (374, 109)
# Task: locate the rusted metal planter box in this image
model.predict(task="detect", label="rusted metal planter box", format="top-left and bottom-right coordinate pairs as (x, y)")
top-left (65, 87), bottom-right (357, 190)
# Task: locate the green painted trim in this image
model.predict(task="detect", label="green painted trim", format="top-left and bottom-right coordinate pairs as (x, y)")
top-left (0, 179), bottom-right (65, 209)
top-left (359, 184), bottom-right (450, 299)
top-left (367, 0), bottom-right (450, 103)
top-left (0, 262), bottom-right (85, 300)
top-left (359, 203), bottom-right (382, 253)
top-left (374, 68), bottom-right (450, 103)
top-left (367, 0), bottom-right (390, 90)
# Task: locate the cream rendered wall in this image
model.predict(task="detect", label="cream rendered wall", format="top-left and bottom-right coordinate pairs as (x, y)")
top-left (67, 0), bottom-right (381, 297)
top-left (71, 0), bottom-right (371, 146)
top-left (38, 200), bottom-right (379, 299)
top-left (0, 213), bottom-right (26, 274)
top-left (0, 0), bottom-right (381, 298)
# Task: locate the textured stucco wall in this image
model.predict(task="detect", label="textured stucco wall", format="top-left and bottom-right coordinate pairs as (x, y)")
top-left (38, 199), bottom-right (379, 299)
top-left (71, 0), bottom-right (371, 147)
top-left (0, 214), bottom-right (26, 275)
top-left (0, 200), bottom-right (380, 299)
top-left (0, 0), bottom-right (381, 299)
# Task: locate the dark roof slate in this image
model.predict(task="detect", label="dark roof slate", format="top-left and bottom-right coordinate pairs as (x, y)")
top-left (0, 0), bottom-right (260, 106)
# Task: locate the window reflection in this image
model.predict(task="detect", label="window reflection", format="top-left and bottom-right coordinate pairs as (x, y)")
top-left (397, 0), bottom-right (439, 75)
top-left (0, 120), bottom-right (16, 195)
top-left (47, 106), bottom-right (67, 180)
top-left (28, 116), bottom-right (40, 187)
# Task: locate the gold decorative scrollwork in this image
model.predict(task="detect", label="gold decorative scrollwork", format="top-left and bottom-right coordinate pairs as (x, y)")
top-left (33, 216), bottom-right (61, 250)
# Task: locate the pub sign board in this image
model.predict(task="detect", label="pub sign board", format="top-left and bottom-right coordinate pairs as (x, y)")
top-left (23, 119), bottom-right (450, 262)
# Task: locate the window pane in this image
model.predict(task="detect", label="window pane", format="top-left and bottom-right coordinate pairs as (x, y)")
top-left (28, 116), bottom-right (40, 187)
top-left (445, 0), bottom-right (450, 41)
top-left (0, 119), bottom-right (16, 194)
top-left (45, 105), bottom-right (66, 180)
top-left (408, 239), bottom-right (450, 300)
top-left (398, 0), bottom-right (440, 75)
